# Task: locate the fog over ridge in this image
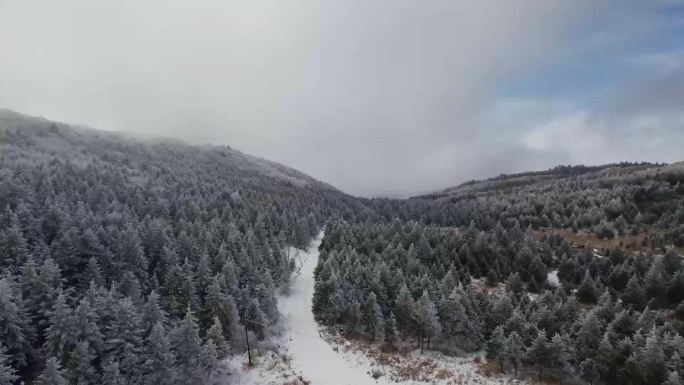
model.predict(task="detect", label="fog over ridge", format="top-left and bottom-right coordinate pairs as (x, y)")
top-left (1, 0), bottom-right (683, 197)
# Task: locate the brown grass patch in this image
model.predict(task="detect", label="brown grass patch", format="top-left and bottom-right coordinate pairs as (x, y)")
top-left (434, 368), bottom-right (453, 380)
top-left (476, 359), bottom-right (500, 377)
top-left (534, 227), bottom-right (670, 255)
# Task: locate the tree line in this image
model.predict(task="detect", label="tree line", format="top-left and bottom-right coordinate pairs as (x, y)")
top-left (313, 220), bottom-right (684, 384)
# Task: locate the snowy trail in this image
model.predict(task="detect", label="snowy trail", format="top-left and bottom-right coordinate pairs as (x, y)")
top-left (277, 233), bottom-right (391, 385)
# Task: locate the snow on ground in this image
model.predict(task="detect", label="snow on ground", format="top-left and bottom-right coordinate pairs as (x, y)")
top-left (277, 233), bottom-right (393, 385)
top-left (226, 232), bottom-right (525, 385)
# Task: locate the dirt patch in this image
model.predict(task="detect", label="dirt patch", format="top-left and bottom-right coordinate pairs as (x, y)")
top-left (477, 359), bottom-right (500, 377)
top-left (535, 227), bottom-right (672, 255)
top-left (321, 329), bottom-right (512, 385)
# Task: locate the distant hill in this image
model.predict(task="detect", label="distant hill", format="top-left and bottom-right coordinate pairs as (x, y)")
top-left (410, 161), bottom-right (684, 249)
top-left (0, 108), bottom-right (336, 191)
top-left (418, 162), bottom-right (673, 200)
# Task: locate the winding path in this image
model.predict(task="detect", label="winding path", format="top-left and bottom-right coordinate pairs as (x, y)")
top-left (277, 233), bottom-right (390, 385)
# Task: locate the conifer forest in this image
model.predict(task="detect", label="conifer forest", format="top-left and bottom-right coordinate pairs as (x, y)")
top-left (2, 109), bottom-right (684, 385)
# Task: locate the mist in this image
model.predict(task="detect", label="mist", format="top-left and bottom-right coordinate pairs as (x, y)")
top-left (1, 0), bottom-right (682, 197)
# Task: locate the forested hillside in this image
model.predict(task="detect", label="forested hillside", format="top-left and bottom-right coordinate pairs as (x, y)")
top-left (419, 163), bottom-right (684, 246)
top-left (2, 109), bottom-right (684, 385)
top-left (314, 164), bottom-right (684, 384)
top-left (0, 110), bottom-right (370, 384)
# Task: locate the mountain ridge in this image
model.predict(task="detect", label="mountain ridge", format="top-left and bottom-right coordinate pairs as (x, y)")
top-left (0, 108), bottom-right (339, 192)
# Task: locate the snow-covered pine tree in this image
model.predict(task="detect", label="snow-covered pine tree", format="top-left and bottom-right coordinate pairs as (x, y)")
top-left (66, 340), bottom-right (98, 385)
top-left (363, 292), bottom-right (384, 343)
top-left (44, 290), bottom-right (73, 363)
top-left (576, 270), bottom-right (599, 304)
top-left (0, 277), bottom-right (33, 370)
top-left (393, 284), bottom-right (416, 339)
top-left (172, 307), bottom-right (203, 385)
top-left (35, 356), bottom-right (68, 385)
top-left (415, 290), bottom-right (440, 353)
top-left (205, 316), bottom-right (230, 359)
top-left (579, 358), bottom-right (600, 385)
top-left (244, 298), bottom-right (268, 340)
top-left (486, 326), bottom-right (506, 373)
top-left (144, 322), bottom-right (176, 385)
top-left (101, 360), bottom-right (126, 385)
top-left (526, 329), bottom-right (549, 382)
top-left (384, 312), bottom-right (400, 347)
top-left (0, 343), bottom-right (18, 385)
top-left (504, 331), bottom-right (524, 377)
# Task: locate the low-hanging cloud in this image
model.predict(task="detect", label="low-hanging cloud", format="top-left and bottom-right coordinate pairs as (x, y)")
top-left (0, 0), bottom-right (677, 196)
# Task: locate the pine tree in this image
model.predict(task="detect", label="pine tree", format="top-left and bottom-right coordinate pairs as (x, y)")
top-left (244, 298), bottom-right (268, 340)
top-left (206, 316), bottom-right (230, 359)
top-left (576, 311), bottom-right (602, 359)
top-left (640, 331), bottom-right (667, 384)
top-left (440, 288), bottom-right (482, 352)
top-left (668, 352), bottom-right (683, 376)
top-left (21, 256), bottom-right (62, 340)
top-left (35, 356), bottom-right (68, 385)
top-left (142, 291), bottom-right (168, 337)
top-left (505, 272), bottom-right (525, 298)
top-left (221, 293), bottom-right (243, 350)
top-left (104, 298), bottom-right (143, 367)
top-left (196, 252), bottom-right (212, 302)
top-left (622, 276), bottom-right (646, 310)
top-left (172, 307), bottom-right (202, 385)
top-left (393, 284), bottom-right (416, 339)
top-left (0, 211), bottom-right (29, 270)
top-left (121, 342), bottom-right (143, 385)
top-left (665, 371), bottom-right (683, 385)
top-left (101, 360), bottom-right (125, 385)
top-left (0, 343), bottom-right (18, 385)
top-left (595, 289), bottom-right (615, 322)
top-left (44, 291), bottom-right (73, 362)
top-left (347, 300), bottom-right (362, 337)
top-left (415, 290), bottom-right (440, 353)
top-left (144, 322), bottom-right (176, 385)
top-left (580, 358), bottom-right (600, 385)
top-left (526, 329), bottom-right (549, 382)
top-left (0, 277), bottom-right (33, 369)
top-left (664, 249), bottom-right (683, 275)
top-left (668, 271), bottom-right (684, 303)
top-left (83, 257), bottom-right (104, 288)
top-left (116, 226), bottom-right (148, 285)
top-left (487, 293), bottom-right (513, 335)
top-left (119, 271), bottom-right (143, 304)
top-left (547, 333), bottom-right (571, 382)
top-left (384, 312), bottom-right (400, 346)
top-left (363, 292), bottom-right (384, 343)
top-left (576, 270), bottom-right (599, 304)
top-left (199, 339), bottom-right (218, 379)
top-left (255, 278), bottom-right (279, 324)
top-left (486, 325), bottom-right (506, 373)
top-left (72, 297), bottom-right (105, 355)
top-left (204, 278), bottom-right (242, 350)
top-left (644, 259), bottom-right (667, 301)
top-left (504, 331), bottom-right (524, 377)
top-left (66, 340), bottom-right (97, 385)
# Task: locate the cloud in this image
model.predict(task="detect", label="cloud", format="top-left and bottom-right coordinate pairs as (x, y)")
top-left (511, 61), bottom-right (684, 168)
top-left (0, 0), bottom-right (677, 197)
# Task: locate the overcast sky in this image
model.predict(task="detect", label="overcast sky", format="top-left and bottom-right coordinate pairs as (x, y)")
top-left (1, 1), bottom-right (684, 197)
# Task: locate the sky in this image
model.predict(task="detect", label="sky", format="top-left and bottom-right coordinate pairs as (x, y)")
top-left (1, 1), bottom-right (683, 197)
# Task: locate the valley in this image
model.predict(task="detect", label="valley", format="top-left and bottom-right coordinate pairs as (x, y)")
top-left (1, 110), bottom-right (684, 385)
